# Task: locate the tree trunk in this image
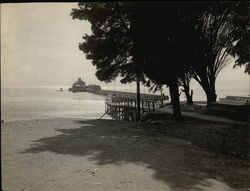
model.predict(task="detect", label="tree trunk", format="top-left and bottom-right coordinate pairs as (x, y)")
top-left (136, 75), bottom-right (141, 121)
top-left (205, 88), bottom-right (217, 107)
top-left (184, 88), bottom-right (193, 105)
top-left (130, 12), bottom-right (142, 121)
top-left (192, 73), bottom-right (217, 107)
top-left (179, 73), bottom-right (193, 105)
top-left (168, 87), bottom-right (172, 104)
top-left (169, 79), bottom-right (182, 120)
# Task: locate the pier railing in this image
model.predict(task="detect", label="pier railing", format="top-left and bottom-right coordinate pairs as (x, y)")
top-left (103, 93), bottom-right (169, 121)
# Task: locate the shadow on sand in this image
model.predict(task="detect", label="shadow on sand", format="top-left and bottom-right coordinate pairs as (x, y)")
top-left (21, 119), bottom-right (249, 190)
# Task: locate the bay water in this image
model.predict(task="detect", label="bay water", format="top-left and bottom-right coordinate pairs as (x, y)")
top-left (1, 86), bottom-right (107, 122)
top-left (1, 82), bottom-right (249, 122)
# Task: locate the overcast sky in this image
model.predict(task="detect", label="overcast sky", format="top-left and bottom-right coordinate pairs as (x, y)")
top-left (1, 3), bottom-right (96, 87)
top-left (1, 3), bottom-right (249, 94)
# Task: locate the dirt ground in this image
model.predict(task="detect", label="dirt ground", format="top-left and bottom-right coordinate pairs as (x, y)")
top-left (1, 118), bottom-right (249, 191)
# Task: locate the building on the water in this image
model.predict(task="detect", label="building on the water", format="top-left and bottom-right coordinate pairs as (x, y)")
top-left (68, 77), bottom-right (101, 93)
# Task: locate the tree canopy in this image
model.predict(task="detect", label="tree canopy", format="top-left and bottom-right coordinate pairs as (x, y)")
top-left (71, 2), bottom-right (136, 83)
top-left (186, 1), bottom-right (249, 104)
top-left (71, 1), bottom-right (249, 119)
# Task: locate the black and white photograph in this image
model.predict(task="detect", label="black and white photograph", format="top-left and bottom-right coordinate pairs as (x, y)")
top-left (1, 2), bottom-right (249, 191)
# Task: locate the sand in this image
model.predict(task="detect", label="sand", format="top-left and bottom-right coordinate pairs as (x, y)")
top-left (1, 118), bottom-right (249, 191)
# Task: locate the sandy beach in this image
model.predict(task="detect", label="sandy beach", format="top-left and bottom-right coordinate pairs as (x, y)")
top-left (2, 118), bottom-right (249, 191)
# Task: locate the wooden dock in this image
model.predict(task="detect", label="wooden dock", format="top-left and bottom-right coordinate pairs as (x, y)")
top-left (101, 93), bottom-right (169, 121)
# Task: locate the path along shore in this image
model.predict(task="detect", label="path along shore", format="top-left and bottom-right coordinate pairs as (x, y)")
top-left (2, 118), bottom-right (249, 191)
top-left (156, 104), bottom-right (248, 125)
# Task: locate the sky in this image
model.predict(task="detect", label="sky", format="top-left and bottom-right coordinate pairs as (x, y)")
top-left (1, 3), bottom-right (96, 87)
top-left (1, 3), bottom-right (249, 96)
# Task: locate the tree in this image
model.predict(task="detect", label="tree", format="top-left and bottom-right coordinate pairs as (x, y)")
top-left (189, 1), bottom-right (249, 105)
top-left (71, 2), bottom-right (207, 120)
top-left (140, 2), bottom-right (203, 120)
top-left (178, 72), bottom-right (193, 105)
top-left (232, 32), bottom-right (250, 74)
top-left (71, 3), bottom-right (134, 83)
top-left (71, 2), bottom-right (152, 120)
top-left (228, 1), bottom-right (249, 74)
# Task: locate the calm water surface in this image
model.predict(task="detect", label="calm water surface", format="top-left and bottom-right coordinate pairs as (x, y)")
top-left (1, 83), bottom-right (249, 122)
top-left (1, 86), bottom-right (107, 122)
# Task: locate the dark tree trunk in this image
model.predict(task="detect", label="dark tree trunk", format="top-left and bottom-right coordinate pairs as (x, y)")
top-left (192, 72), bottom-right (217, 107)
top-left (136, 75), bottom-right (141, 121)
top-left (205, 87), bottom-right (217, 107)
top-left (130, 11), bottom-right (142, 122)
top-left (179, 73), bottom-right (193, 105)
top-left (202, 77), bottom-right (217, 107)
top-left (183, 88), bottom-right (193, 105)
top-left (168, 87), bottom-right (172, 104)
top-left (181, 82), bottom-right (193, 105)
top-left (169, 79), bottom-right (182, 120)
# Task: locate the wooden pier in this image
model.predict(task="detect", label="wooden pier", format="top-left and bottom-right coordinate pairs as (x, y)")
top-left (102, 93), bottom-right (169, 121)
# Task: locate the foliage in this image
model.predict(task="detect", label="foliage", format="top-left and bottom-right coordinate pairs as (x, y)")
top-left (227, 1), bottom-right (249, 74)
top-left (188, 1), bottom-right (249, 104)
top-left (71, 2), bottom-right (135, 83)
top-left (86, 84), bottom-right (101, 92)
top-left (137, 2), bottom-right (204, 118)
top-left (71, 2), bottom-right (249, 117)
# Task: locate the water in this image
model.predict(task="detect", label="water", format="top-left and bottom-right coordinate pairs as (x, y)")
top-left (1, 86), bottom-right (107, 122)
top-left (1, 82), bottom-right (249, 122)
